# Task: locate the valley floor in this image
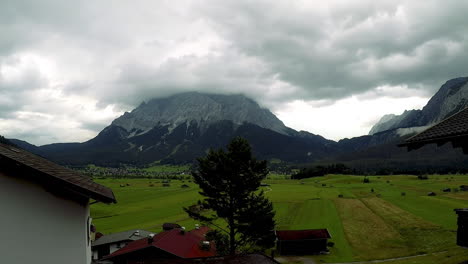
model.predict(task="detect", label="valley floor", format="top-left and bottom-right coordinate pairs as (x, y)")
top-left (91, 174), bottom-right (468, 264)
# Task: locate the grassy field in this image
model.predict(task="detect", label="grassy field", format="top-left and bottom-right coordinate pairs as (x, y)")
top-left (91, 174), bottom-right (468, 263)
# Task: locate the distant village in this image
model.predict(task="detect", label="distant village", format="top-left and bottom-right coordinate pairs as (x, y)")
top-left (3, 92), bottom-right (468, 264)
top-left (0, 141), bottom-right (332, 264)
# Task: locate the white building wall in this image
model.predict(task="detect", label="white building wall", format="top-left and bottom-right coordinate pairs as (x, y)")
top-left (109, 243), bottom-right (121, 254)
top-left (0, 171), bottom-right (91, 264)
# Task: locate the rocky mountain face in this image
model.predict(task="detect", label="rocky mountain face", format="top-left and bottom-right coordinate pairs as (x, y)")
top-left (112, 92), bottom-right (291, 137)
top-left (323, 76), bottom-right (468, 173)
top-left (11, 77), bottom-right (468, 173)
top-left (31, 92), bottom-right (335, 166)
top-left (369, 77), bottom-right (468, 134)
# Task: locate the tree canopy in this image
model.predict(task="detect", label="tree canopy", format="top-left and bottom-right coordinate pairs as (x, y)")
top-left (185, 137), bottom-right (276, 255)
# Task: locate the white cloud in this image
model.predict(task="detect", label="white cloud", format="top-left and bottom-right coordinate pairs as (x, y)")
top-left (0, 0), bottom-right (467, 144)
top-left (275, 90), bottom-right (429, 140)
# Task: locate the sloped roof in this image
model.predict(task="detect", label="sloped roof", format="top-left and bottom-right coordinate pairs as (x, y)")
top-left (92, 229), bottom-right (152, 247)
top-left (0, 142), bottom-right (116, 203)
top-left (276, 229), bottom-right (331, 241)
top-left (103, 227), bottom-right (215, 260)
top-left (140, 253), bottom-right (279, 264)
top-left (400, 107), bottom-right (468, 152)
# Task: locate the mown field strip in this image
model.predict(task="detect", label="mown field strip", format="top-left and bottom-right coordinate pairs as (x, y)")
top-left (91, 174), bottom-right (468, 263)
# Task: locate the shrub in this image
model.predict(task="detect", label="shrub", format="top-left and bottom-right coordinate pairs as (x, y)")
top-left (338, 194), bottom-right (343, 198)
top-left (363, 177), bottom-right (370, 183)
top-left (418, 175), bottom-right (429, 180)
top-left (327, 241), bottom-right (335, 247)
top-left (401, 192), bottom-right (406, 196)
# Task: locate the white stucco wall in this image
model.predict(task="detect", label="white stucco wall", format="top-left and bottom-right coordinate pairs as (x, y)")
top-left (0, 171), bottom-right (91, 264)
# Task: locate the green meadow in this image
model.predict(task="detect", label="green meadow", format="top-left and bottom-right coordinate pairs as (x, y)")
top-left (91, 174), bottom-right (468, 263)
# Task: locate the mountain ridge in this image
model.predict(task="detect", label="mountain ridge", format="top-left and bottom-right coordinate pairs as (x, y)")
top-left (111, 92), bottom-right (291, 138)
top-left (370, 77), bottom-right (468, 134)
top-left (17, 92), bottom-right (336, 166)
top-left (8, 77), bottom-right (468, 172)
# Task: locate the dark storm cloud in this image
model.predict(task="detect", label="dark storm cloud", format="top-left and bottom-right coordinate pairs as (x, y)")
top-left (196, 0), bottom-right (468, 99)
top-left (4, 0), bottom-right (467, 106)
top-left (1, 0), bottom-right (468, 144)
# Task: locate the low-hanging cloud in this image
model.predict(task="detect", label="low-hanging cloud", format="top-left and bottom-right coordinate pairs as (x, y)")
top-left (1, 0), bottom-right (468, 144)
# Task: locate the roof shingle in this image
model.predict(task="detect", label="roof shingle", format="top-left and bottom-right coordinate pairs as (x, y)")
top-left (103, 227), bottom-right (215, 260)
top-left (0, 142), bottom-right (116, 203)
top-left (400, 107), bottom-right (468, 152)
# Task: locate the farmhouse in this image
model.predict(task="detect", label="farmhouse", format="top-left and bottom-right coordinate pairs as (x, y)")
top-left (0, 142), bottom-right (116, 264)
top-left (136, 254), bottom-right (280, 264)
top-left (276, 229), bottom-right (331, 255)
top-left (102, 226), bottom-right (216, 263)
top-left (92, 229), bottom-right (153, 261)
top-left (399, 107), bottom-right (468, 248)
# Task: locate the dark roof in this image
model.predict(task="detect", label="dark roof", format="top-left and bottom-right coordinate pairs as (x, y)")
top-left (103, 227), bottom-right (215, 260)
top-left (276, 229), bottom-right (331, 241)
top-left (0, 142), bottom-right (116, 203)
top-left (92, 229), bottom-right (152, 247)
top-left (163, 223), bottom-right (182, 230)
top-left (399, 107), bottom-right (468, 151)
top-left (142, 254), bottom-right (280, 264)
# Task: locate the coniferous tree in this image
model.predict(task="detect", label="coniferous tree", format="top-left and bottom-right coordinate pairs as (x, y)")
top-left (0, 135), bottom-right (12, 145)
top-left (185, 137), bottom-right (276, 255)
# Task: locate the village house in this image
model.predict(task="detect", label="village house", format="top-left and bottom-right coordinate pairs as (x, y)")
top-left (101, 226), bottom-right (216, 263)
top-left (124, 253), bottom-right (280, 264)
top-left (0, 142), bottom-right (116, 264)
top-left (276, 229), bottom-right (331, 255)
top-left (92, 229), bottom-right (153, 261)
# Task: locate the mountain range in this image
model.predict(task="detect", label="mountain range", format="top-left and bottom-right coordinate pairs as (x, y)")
top-left (7, 77), bottom-right (468, 172)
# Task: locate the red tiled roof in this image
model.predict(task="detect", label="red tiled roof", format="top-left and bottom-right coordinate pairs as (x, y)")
top-left (140, 253), bottom-right (280, 264)
top-left (189, 226), bottom-right (211, 239)
top-left (276, 229), bottom-right (331, 241)
top-left (103, 227), bottom-right (215, 260)
top-left (0, 142), bottom-right (116, 203)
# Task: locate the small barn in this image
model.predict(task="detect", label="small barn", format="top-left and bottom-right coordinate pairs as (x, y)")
top-left (163, 223), bottom-right (182, 231)
top-left (276, 229), bottom-right (331, 255)
top-left (455, 209), bottom-right (468, 247)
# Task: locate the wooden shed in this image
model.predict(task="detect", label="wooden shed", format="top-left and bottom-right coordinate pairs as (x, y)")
top-left (454, 209), bottom-right (468, 247)
top-left (276, 229), bottom-right (331, 255)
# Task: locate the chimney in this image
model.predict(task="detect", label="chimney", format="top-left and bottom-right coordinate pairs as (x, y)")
top-left (201, 241), bottom-right (211, 251)
top-left (147, 233), bottom-right (155, 244)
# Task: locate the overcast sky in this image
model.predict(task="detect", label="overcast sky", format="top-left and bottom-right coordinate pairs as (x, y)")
top-left (1, 0), bottom-right (467, 145)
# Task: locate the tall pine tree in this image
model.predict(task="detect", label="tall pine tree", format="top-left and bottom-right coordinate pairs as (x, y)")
top-left (185, 137), bottom-right (276, 255)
